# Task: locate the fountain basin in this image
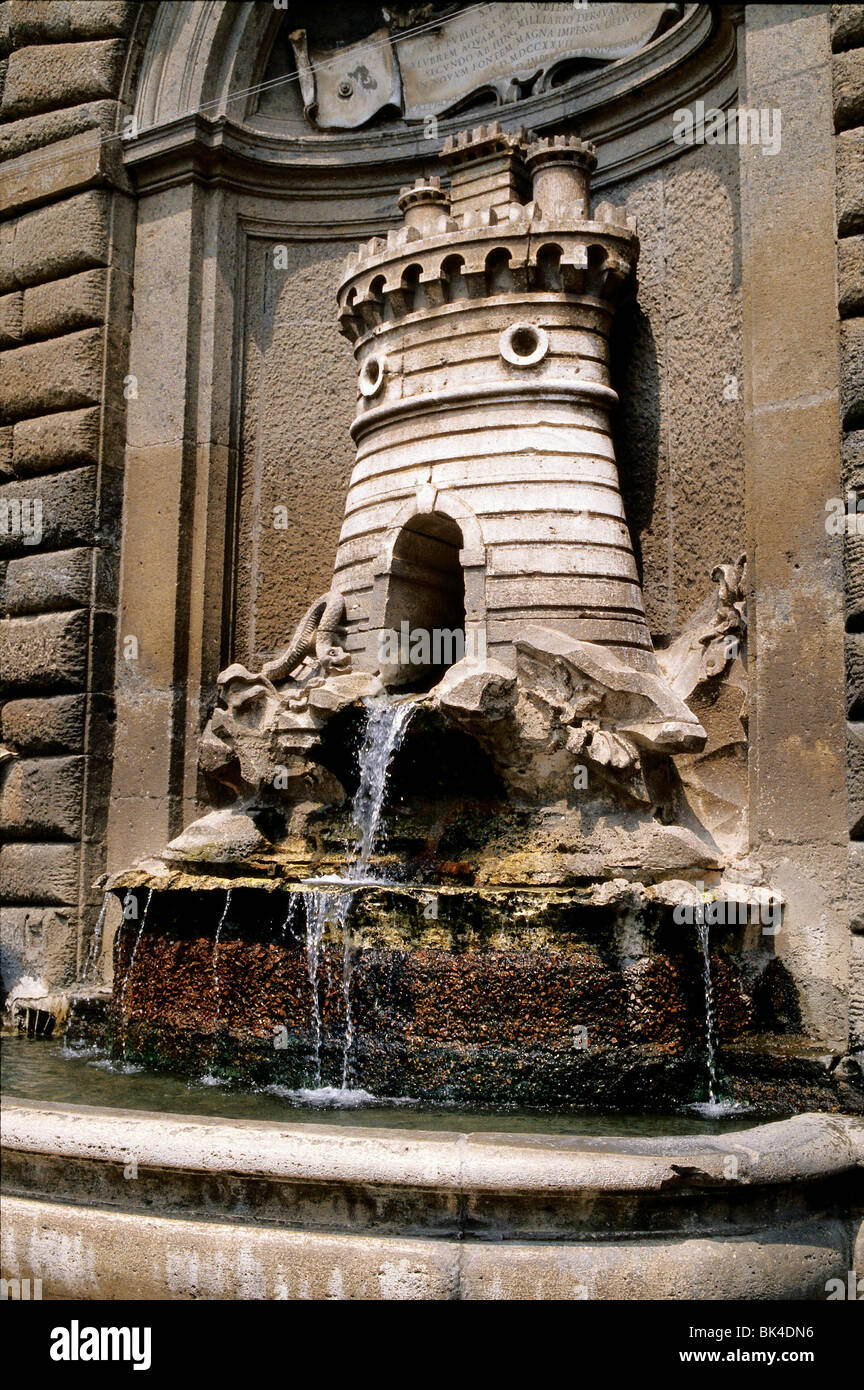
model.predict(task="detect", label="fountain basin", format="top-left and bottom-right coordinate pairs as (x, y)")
top-left (97, 883), bottom-right (860, 1113)
top-left (2, 1099), bottom-right (861, 1300)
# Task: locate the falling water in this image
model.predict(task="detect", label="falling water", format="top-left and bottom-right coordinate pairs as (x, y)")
top-left (303, 697), bottom-right (414, 1089)
top-left (212, 889), bottom-right (233, 1031)
top-left (82, 892), bottom-right (110, 983)
top-left (118, 888), bottom-right (152, 1060)
top-left (696, 917), bottom-right (719, 1107)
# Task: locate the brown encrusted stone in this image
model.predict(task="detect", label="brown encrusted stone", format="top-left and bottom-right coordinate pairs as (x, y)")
top-left (0, 608), bottom-right (88, 690)
top-left (11, 406), bottom-right (99, 476)
top-left (0, 188), bottom-right (112, 294)
top-left (22, 269), bottom-right (106, 341)
top-left (834, 47), bottom-right (864, 130)
top-left (0, 40), bottom-right (126, 120)
top-left (0, 841), bottom-right (80, 906)
top-left (837, 127), bottom-right (864, 236)
top-left (1, 693), bottom-right (86, 752)
top-left (0, 326), bottom-right (103, 423)
top-left (0, 467), bottom-right (97, 554)
top-left (0, 755), bottom-right (84, 838)
top-left (1, 545), bottom-right (92, 614)
top-left (832, 5), bottom-right (864, 52)
top-left (841, 317), bottom-right (864, 430)
top-left (0, 288), bottom-right (23, 346)
top-left (839, 235), bottom-right (864, 316)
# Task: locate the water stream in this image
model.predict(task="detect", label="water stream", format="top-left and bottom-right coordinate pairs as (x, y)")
top-left (696, 918), bottom-right (719, 1106)
top-left (117, 888), bottom-right (152, 1060)
top-left (303, 697), bottom-right (415, 1089)
top-left (82, 892), bottom-right (111, 983)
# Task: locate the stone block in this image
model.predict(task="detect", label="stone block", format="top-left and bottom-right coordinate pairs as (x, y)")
top-left (843, 428), bottom-right (864, 492)
top-left (0, 841), bottom-right (79, 905)
top-left (832, 5), bottom-right (864, 52)
top-left (0, 424), bottom-right (12, 479)
top-left (0, 327), bottom-right (103, 423)
top-left (0, 468), bottom-right (97, 555)
top-left (22, 269), bottom-right (106, 341)
top-left (0, 40), bottom-right (126, 121)
top-left (834, 47), bottom-right (864, 130)
top-left (0, 755), bottom-right (84, 838)
top-left (846, 632), bottom-right (864, 716)
top-left (845, 527), bottom-right (864, 624)
top-left (849, 840), bottom-right (864, 933)
top-left (8, 1), bottom-right (134, 45)
top-left (841, 317), bottom-right (864, 430)
top-left (847, 719), bottom-right (864, 836)
top-left (838, 235), bottom-right (864, 316)
top-left (0, 189), bottom-right (111, 293)
top-left (11, 407), bottom-right (99, 476)
top-left (0, 609), bottom-right (88, 691)
top-left (837, 127), bottom-right (864, 236)
top-left (1, 546), bottom-right (92, 614)
top-left (1, 694), bottom-right (86, 753)
top-left (0, 99), bottom-right (118, 162)
top-left (0, 288), bottom-right (23, 346)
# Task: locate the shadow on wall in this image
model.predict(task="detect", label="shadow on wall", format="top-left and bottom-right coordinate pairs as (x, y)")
top-left (610, 300), bottom-right (660, 598)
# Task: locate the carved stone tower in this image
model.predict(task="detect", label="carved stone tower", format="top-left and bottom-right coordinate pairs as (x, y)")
top-left (333, 124), bottom-right (668, 694)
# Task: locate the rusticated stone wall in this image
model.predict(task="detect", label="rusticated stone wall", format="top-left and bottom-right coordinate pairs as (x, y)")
top-left (835, 5), bottom-right (864, 1050)
top-left (0, 1), bottom-right (137, 999)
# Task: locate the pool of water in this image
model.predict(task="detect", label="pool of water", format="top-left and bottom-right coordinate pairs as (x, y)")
top-left (0, 1035), bottom-right (773, 1136)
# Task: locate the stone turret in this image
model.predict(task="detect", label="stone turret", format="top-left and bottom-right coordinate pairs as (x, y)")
top-left (331, 122), bottom-right (697, 740)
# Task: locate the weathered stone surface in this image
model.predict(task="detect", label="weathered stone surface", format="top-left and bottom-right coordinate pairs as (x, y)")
top-left (1, 546), bottom-right (92, 614)
top-left (0, 841), bottom-right (79, 905)
top-left (0, 122), bottom-right (129, 218)
top-left (0, 99), bottom-right (118, 162)
top-left (0, 288), bottom-right (23, 346)
top-left (0, 424), bottom-right (12, 479)
top-left (10, 406), bottom-right (99, 476)
top-left (847, 719), bottom-right (864, 836)
top-left (1, 40), bottom-right (126, 120)
top-left (849, 840), bottom-right (864, 933)
top-left (0, 609), bottom-right (88, 690)
top-left (0, 906), bottom-right (78, 989)
top-left (837, 127), bottom-right (864, 236)
top-left (843, 427), bottom-right (864, 492)
top-left (841, 317), bottom-right (864, 430)
top-left (0, 327), bottom-right (103, 422)
top-left (21, 269), bottom-right (106, 341)
top-left (834, 46), bottom-right (864, 130)
top-left (7, 1), bottom-right (134, 45)
top-left (832, 5), bottom-right (864, 52)
top-left (164, 810), bottom-right (269, 866)
top-left (846, 632), bottom-right (864, 716)
top-left (0, 755), bottom-right (84, 838)
top-left (1, 694), bottom-right (86, 753)
top-left (0, 189), bottom-right (111, 293)
top-left (0, 468), bottom-right (97, 554)
top-left (838, 234), bottom-right (864, 316)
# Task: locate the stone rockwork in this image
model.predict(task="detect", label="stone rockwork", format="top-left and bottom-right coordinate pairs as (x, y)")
top-left (0, 0), bottom-right (138, 1016)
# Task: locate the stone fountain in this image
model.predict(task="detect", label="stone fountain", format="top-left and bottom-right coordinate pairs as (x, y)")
top-left (101, 126), bottom-right (855, 1115)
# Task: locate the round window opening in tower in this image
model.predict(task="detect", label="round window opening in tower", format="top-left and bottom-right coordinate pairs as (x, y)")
top-left (499, 323), bottom-right (549, 368)
top-left (359, 354), bottom-right (386, 397)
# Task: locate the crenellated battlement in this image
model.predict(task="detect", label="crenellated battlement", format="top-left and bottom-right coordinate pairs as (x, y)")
top-left (337, 123), bottom-right (636, 343)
